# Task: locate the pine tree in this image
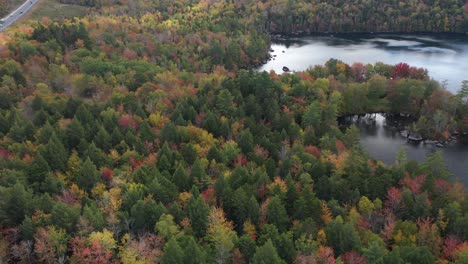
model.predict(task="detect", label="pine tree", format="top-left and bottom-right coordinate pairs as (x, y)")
top-left (160, 123), bottom-right (179, 143)
top-left (44, 132), bottom-right (68, 171)
top-left (191, 159), bottom-right (209, 190)
top-left (184, 237), bottom-right (205, 264)
top-left (94, 125), bottom-right (111, 151)
top-left (173, 164), bottom-right (190, 191)
top-left (83, 142), bottom-right (107, 168)
top-left (65, 119), bottom-right (85, 150)
top-left (238, 129), bottom-right (254, 154)
top-left (207, 144), bottom-right (221, 162)
top-left (266, 196), bottom-right (289, 232)
top-left (76, 157), bottom-right (100, 192)
top-left (251, 239), bottom-right (286, 264)
top-left (181, 143), bottom-right (197, 165)
top-left (111, 127), bottom-right (124, 146)
top-left (139, 121), bottom-right (155, 142)
top-left (75, 104), bottom-right (94, 125)
top-left (51, 202), bottom-right (80, 232)
top-left (28, 152), bottom-right (50, 186)
top-left (188, 187), bottom-right (210, 238)
top-left (0, 183), bottom-right (33, 227)
top-left (130, 199), bottom-right (166, 232)
top-left (161, 238), bottom-right (184, 264)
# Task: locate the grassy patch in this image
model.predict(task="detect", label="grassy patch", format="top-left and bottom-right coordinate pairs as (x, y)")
top-left (25, 0), bottom-right (88, 21)
top-left (0, 0), bottom-right (25, 17)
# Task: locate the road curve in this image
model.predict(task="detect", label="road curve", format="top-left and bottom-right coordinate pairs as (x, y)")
top-left (0, 0), bottom-right (39, 32)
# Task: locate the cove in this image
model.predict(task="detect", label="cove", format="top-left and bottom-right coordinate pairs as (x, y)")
top-left (341, 114), bottom-right (468, 185)
top-left (258, 33), bottom-right (468, 93)
top-left (258, 34), bottom-right (468, 183)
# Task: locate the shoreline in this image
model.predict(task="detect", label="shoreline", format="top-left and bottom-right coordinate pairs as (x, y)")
top-left (269, 31), bottom-right (468, 39)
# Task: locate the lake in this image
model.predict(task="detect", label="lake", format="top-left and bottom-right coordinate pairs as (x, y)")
top-left (258, 34), bottom-right (468, 184)
top-left (343, 114), bottom-right (468, 185)
top-left (258, 34), bottom-right (468, 92)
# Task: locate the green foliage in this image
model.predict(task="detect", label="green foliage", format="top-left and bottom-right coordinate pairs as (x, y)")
top-left (251, 239), bottom-right (286, 264)
top-left (266, 196), bottom-right (289, 232)
top-left (43, 133), bottom-right (68, 171)
top-left (187, 188), bottom-right (210, 238)
top-left (51, 202), bottom-right (80, 232)
top-left (76, 157), bottom-right (100, 192)
top-left (0, 183), bottom-right (33, 227)
top-left (0, 1), bottom-right (465, 263)
top-left (325, 216), bottom-right (361, 255)
top-left (161, 238), bottom-right (184, 264)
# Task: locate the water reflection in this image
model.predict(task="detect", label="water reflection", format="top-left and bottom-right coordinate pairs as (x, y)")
top-left (260, 34), bottom-right (468, 92)
top-left (342, 114), bottom-right (468, 184)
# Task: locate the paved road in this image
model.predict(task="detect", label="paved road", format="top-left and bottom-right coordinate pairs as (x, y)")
top-left (0, 0), bottom-right (38, 32)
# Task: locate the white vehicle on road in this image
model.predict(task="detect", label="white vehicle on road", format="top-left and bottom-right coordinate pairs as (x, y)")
top-left (0, 0), bottom-right (38, 31)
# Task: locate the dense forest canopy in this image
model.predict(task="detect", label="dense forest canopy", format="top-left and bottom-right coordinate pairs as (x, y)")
top-left (0, 0), bottom-right (468, 263)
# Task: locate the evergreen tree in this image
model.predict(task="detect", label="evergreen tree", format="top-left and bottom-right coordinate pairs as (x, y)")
top-left (83, 203), bottom-right (106, 230)
top-left (51, 202), bottom-right (80, 233)
top-left (191, 159), bottom-right (209, 190)
top-left (0, 183), bottom-right (33, 227)
top-left (44, 132), bottom-right (68, 171)
top-left (160, 123), bottom-right (179, 143)
top-left (83, 142), bottom-right (107, 168)
top-left (181, 143), bottom-right (197, 165)
top-left (139, 120), bottom-right (155, 142)
top-left (65, 118), bottom-right (85, 150)
top-left (149, 177), bottom-right (178, 205)
top-left (251, 239), bottom-right (286, 264)
top-left (37, 121), bottom-right (55, 144)
top-left (238, 128), bottom-right (254, 154)
top-left (238, 234), bottom-right (256, 263)
top-left (130, 199), bottom-right (166, 232)
top-left (207, 144), bottom-right (221, 162)
top-left (28, 152), bottom-right (50, 189)
top-left (173, 164), bottom-right (190, 191)
top-left (266, 196), bottom-right (289, 232)
top-left (161, 238), bottom-right (184, 264)
top-left (94, 125), bottom-right (111, 151)
top-left (183, 237), bottom-right (205, 264)
top-left (76, 157), bottom-right (100, 192)
top-left (325, 216), bottom-right (361, 255)
top-left (75, 104), bottom-right (94, 125)
top-left (187, 187), bottom-right (210, 238)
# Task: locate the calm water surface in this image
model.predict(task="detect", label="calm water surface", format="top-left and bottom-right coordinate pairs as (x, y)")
top-left (348, 114), bottom-right (468, 184)
top-left (258, 34), bottom-right (468, 92)
top-left (258, 34), bottom-right (468, 183)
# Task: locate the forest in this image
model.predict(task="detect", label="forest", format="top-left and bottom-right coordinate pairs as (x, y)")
top-left (0, 0), bottom-right (468, 263)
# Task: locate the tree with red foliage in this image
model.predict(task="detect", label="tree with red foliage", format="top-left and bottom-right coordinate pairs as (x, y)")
top-left (304, 145), bottom-right (321, 159)
top-left (385, 187), bottom-right (403, 213)
top-left (71, 237), bottom-right (115, 264)
top-left (443, 237), bottom-right (461, 261)
top-left (400, 174), bottom-right (426, 195)
top-left (100, 167), bottom-right (113, 183)
top-left (129, 156), bottom-right (144, 170)
top-left (201, 186), bottom-right (216, 206)
top-left (119, 114), bottom-right (137, 131)
top-left (233, 154), bottom-right (248, 167)
top-left (0, 148), bottom-right (10, 160)
top-left (342, 250), bottom-right (367, 264)
top-left (316, 246), bottom-right (336, 264)
top-left (391, 63), bottom-right (410, 79)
